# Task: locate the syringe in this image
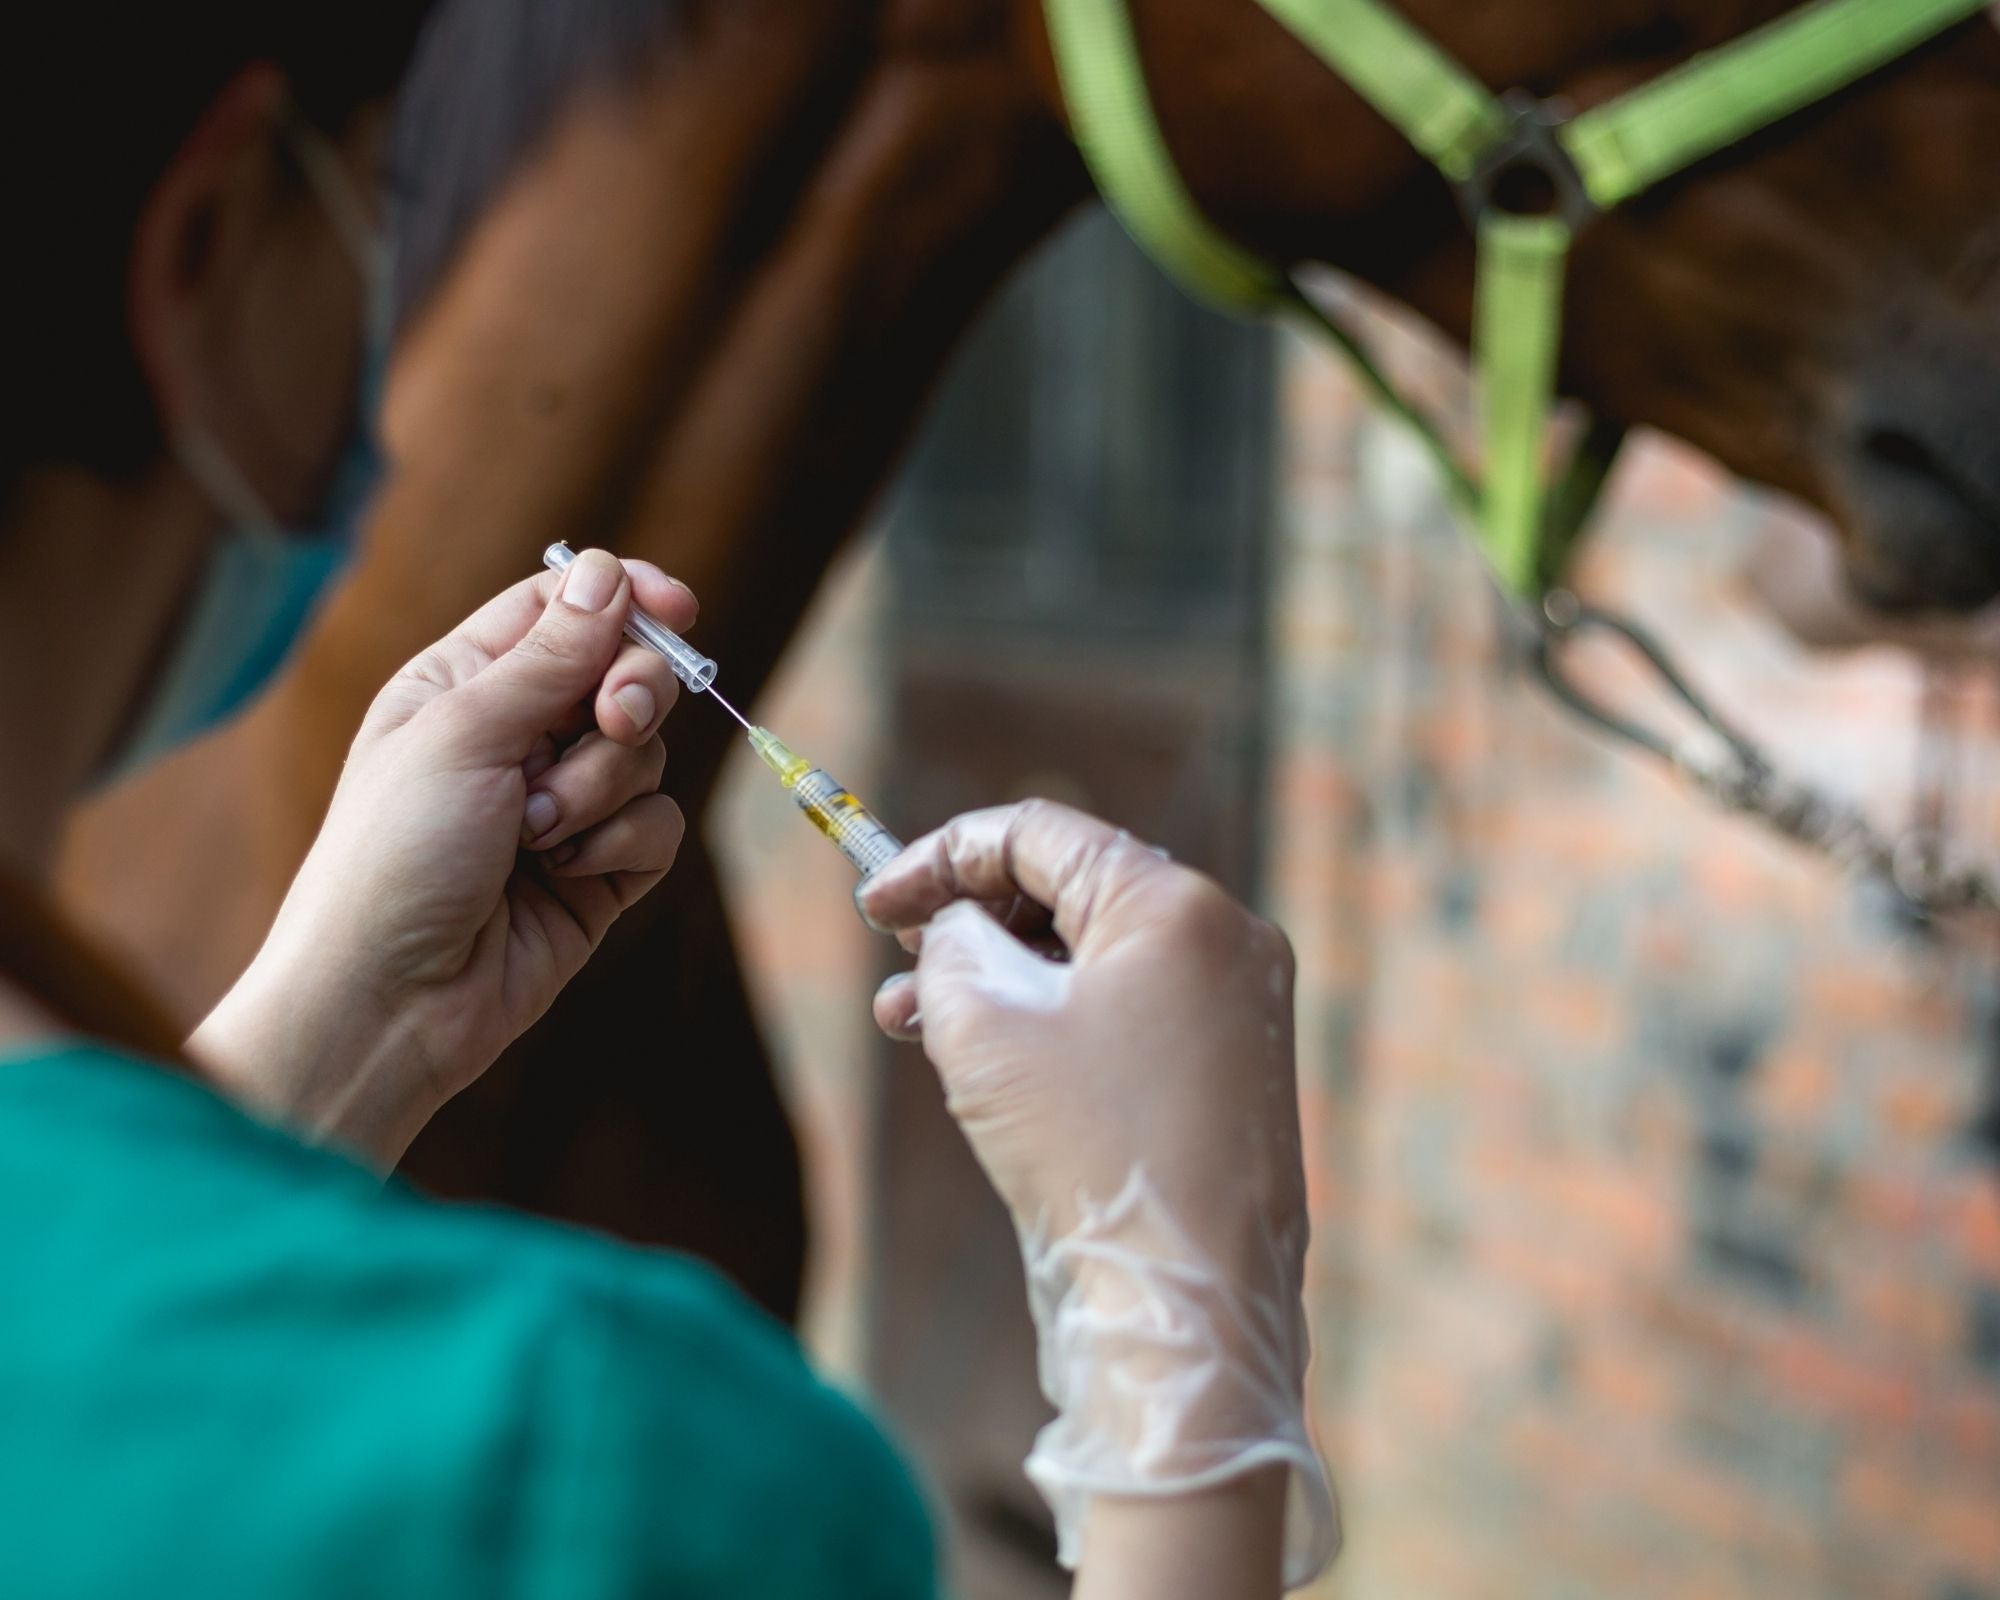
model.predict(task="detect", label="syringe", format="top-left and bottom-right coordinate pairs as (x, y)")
top-left (541, 543), bottom-right (904, 880)
top-left (738, 725), bottom-right (906, 880)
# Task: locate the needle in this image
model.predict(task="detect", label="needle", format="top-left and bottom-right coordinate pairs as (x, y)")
top-left (706, 685), bottom-right (753, 731)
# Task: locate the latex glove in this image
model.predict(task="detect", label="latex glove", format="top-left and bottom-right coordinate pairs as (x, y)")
top-left (858, 802), bottom-right (1339, 1589)
top-left (193, 548), bottom-right (689, 1167)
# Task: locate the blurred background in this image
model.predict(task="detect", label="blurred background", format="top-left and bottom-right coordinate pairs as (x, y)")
top-left (716, 212), bottom-right (2000, 1600)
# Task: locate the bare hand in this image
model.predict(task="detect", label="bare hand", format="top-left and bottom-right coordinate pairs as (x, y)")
top-left (194, 548), bottom-right (690, 1165)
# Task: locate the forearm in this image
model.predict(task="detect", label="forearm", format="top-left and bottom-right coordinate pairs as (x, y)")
top-left (1073, 1469), bottom-right (1288, 1600)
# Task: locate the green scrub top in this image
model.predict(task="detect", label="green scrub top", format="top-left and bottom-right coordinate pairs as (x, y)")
top-left (0, 1043), bottom-right (937, 1597)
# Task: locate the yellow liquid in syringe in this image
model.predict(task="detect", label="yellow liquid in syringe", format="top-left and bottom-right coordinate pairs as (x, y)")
top-left (745, 727), bottom-right (904, 880)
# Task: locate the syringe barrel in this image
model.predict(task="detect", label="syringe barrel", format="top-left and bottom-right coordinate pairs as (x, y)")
top-left (790, 768), bottom-right (904, 879)
top-left (542, 543), bottom-right (718, 693)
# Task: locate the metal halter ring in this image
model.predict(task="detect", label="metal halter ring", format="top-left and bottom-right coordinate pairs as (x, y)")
top-left (1455, 92), bottom-right (1600, 231)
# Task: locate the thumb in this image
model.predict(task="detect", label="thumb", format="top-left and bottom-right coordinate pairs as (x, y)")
top-left (451, 549), bottom-right (631, 757)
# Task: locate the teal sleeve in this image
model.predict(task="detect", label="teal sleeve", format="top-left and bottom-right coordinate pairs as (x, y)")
top-left (508, 1256), bottom-right (939, 1600)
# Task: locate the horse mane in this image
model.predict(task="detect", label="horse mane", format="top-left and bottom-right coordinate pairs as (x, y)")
top-left (389, 0), bottom-right (684, 329)
top-left (0, 872), bottom-right (187, 1065)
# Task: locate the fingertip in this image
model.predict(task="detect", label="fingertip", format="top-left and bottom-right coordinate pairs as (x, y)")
top-left (852, 845), bottom-right (937, 931)
top-left (644, 794), bottom-right (689, 870)
top-left (521, 788), bottom-right (561, 847)
top-left (854, 878), bottom-right (894, 933)
top-left (558, 548), bottom-right (628, 615)
top-left (872, 973), bottom-right (923, 1042)
top-left (624, 559), bottom-right (698, 630)
top-left (599, 648), bottom-right (678, 743)
top-left (612, 682), bottom-right (660, 741)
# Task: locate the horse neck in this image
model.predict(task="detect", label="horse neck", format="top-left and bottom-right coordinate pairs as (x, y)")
top-left (276, 0), bottom-right (1087, 800)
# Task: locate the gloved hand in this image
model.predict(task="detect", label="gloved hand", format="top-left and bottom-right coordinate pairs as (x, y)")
top-left (858, 802), bottom-right (1338, 1590)
top-left (193, 548), bottom-right (689, 1167)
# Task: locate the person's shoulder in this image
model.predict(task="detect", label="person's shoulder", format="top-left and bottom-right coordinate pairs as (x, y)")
top-left (0, 1043), bottom-right (937, 1594)
top-left (473, 1223), bottom-right (940, 1598)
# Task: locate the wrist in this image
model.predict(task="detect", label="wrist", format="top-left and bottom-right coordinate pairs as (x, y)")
top-left (1015, 1169), bottom-right (1338, 1588)
top-left (1074, 1468), bottom-right (1289, 1600)
top-left (190, 939), bottom-right (442, 1171)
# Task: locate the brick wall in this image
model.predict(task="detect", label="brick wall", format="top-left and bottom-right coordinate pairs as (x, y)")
top-left (1271, 298), bottom-right (2000, 1600)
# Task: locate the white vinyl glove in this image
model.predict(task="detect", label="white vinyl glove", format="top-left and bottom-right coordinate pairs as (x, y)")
top-left (860, 802), bottom-right (1338, 1590)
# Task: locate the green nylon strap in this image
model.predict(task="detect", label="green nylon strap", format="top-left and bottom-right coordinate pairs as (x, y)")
top-left (1562, 0), bottom-right (1988, 208)
top-left (1256, 0), bottom-right (1507, 181)
top-left (1045, 0), bottom-right (1581, 599)
top-left (1040, 0), bottom-right (1283, 310)
top-left (1043, 0), bottom-right (1982, 600)
top-left (1475, 214), bottom-right (1573, 598)
top-left (1280, 275), bottom-right (1624, 594)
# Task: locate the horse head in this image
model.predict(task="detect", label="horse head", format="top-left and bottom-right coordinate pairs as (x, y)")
top-left (1013, 0), bottom-right (2000, 610)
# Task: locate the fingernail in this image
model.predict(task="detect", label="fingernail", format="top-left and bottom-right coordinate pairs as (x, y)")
top-left (854, 882), bottom-right (890, 933)
top-left (547, 840), bottom-right (580, 870)
top-left (873, 975), bottom-right (922, 1042)
top-left (523, 791), bottom-right (560, 841)
top-left (561, 550), bottom-right (620, 613)
top-left (614, 683), bottom-right (656, 732)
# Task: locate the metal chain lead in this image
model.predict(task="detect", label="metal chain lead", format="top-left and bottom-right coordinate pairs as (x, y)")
top-left (1676, 744), bottom-right (2000, 916)
top-left (1530, 590), bottom-right (2000, 923)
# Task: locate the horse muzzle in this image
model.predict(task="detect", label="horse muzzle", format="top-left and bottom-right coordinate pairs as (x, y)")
top-left (1825, 364), bottom-right (2000, 612)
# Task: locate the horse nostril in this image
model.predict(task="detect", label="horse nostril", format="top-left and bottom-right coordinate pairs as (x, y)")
top-left (1844, 416), bottom-right (2000, 609)
top-left (1861, 425), bottom-right (1943, 479)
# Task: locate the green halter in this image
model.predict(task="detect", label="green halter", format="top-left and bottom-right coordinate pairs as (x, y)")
top-left (1042, 0), bottom-right (1987, 600)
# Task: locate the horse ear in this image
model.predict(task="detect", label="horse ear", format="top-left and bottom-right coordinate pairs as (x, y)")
top-left (0, 873), bottom-right (189, 1066)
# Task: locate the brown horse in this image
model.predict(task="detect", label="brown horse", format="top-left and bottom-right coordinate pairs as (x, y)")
top-left (57, 0), bottom-right (2000, 1326)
